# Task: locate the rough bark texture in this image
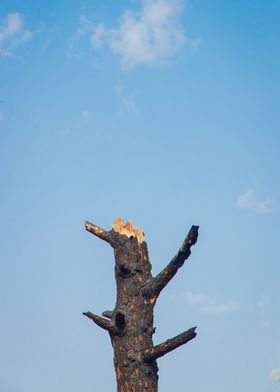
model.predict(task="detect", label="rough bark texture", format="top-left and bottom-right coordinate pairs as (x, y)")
top-left (84, 218), bottom-right (199, 391)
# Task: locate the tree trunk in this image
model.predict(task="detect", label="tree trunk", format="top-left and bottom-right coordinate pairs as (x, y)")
top-left (83, 218), bottom-right (199, 391)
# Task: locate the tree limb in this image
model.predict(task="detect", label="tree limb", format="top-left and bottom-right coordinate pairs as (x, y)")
top-left (83, 311), bottom-right (118, 333)
top-left (144, 225), bottom-right (199, 296)
top-left (143, 327), bottom-right (197, 362)
top-left (85, 221), bottom-right (114, 245)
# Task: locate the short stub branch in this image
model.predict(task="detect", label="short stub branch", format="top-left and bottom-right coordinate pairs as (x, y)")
top-left (102, 310), bottom-right (113, 319)
top-left (83, 311), bottom-right (119, 334)
top-left (143, 327), bottom-right (197, 362)
top-left (85, 221), bottom-right (114, 245)
top-left (144, 225), bottom-right (199, 297)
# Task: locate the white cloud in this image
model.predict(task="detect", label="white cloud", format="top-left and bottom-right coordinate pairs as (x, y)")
top-left (184, 291), bottom-right (240, 315)
top-left (74, 0), bottom-right (199, 68)
top-left (269, 368), bottom-right (280, 382)
top-left (0, 12), bottom-right (33, 57)
top-left (236, 189), bottom-right (275, 214)
top-left (106, 0), bottom-right (185, 67)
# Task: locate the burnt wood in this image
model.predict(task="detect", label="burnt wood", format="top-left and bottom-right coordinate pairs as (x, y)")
top-left (84, 219), bottom-right (199, 391)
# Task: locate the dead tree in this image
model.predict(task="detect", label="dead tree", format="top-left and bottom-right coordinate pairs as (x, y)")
top-left (83, 217), bottom-right (199, 391)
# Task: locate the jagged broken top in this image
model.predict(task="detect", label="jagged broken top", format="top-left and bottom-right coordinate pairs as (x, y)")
top-left (112, 217), bottom-right (144, 244)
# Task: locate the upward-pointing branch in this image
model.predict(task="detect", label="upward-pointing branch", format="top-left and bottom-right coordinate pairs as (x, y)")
top-left (143, 327), bottom-right (197, 362)
top-left (144, 225), bottom-right (199, 297)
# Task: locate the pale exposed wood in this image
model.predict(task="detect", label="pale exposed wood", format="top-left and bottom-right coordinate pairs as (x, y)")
top-left (112, 217), bottom-right (144, 244)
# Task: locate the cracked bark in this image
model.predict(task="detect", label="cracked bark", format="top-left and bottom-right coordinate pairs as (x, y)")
top-left (83, 218), bottom-right (199, 391)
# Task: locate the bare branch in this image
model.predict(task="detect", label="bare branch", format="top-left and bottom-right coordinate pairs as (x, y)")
top-left (144, 225), bottom-right (199, 296)
top-left (143, 327), bottom-right (197, 362)
top-left (83, 311), bottom-right (118, 333)
top-left (85, 221), bottom-right (114, 245)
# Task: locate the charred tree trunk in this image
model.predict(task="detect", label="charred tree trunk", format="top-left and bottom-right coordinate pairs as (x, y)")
top-left (83, 218), bottom-right (199, 391)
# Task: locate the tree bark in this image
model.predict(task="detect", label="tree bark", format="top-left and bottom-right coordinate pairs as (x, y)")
top-left (84, 218), bottom-right (199, 391)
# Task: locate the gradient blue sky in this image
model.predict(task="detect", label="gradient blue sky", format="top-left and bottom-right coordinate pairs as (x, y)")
top-left (1, 1), bottom-right (279, 391)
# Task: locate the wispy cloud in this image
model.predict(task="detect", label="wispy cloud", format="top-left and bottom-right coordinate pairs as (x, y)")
top-left (184, 291), bottom-right (240, 315)
top-left (205, 300), bottom-right (240, 315)
top-left (185, 291), bottom-right (207, 305)
top-left (81, 109), bottom-right (91, 123)
top-left (114, 85), bottom-right (138, 113)
top-left (258, 294), bottom-right (271, 308)
top-left (259, 319), bottom-right (270, 328)
top-left (68, 15), bottom-right (93, 59)
top-left (73, 0), bottom-right (200, 68)
top-left (269, 368), bottom-right (280, 382)
top-left (236, 189), bottom-right (275, 214)
top-left (257, 294), bottom-right (277, 329)
top-left (0, 12), bottom-right (33, 57)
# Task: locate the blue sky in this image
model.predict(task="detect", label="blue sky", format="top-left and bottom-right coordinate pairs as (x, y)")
top-left (0, 1), bottom-right (279, 391)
